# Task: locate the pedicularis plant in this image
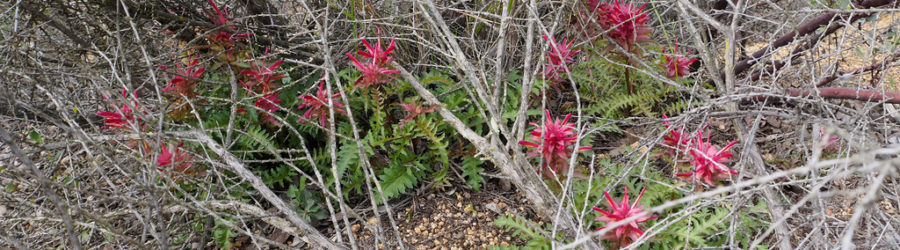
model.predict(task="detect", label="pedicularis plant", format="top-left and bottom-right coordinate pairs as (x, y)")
top-left (97, 0), bottom-right (765, 248)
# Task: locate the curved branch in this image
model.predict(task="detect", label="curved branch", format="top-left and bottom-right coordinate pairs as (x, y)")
top-left (732, 0), bottom-right (895, 76)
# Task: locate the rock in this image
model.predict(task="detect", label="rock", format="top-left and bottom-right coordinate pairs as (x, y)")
top-left (485, 203), bottom-right (501, 214)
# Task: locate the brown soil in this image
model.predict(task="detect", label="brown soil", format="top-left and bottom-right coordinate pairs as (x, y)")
top-left (349, 180), bottom-right (540, 249)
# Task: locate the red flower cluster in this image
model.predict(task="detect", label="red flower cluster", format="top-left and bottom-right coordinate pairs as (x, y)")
top-left (157, 142), bottom-right (192, 170)
top-left (154, 141), bottom-right (204, 182)
top-left (358, 37), bottom-right (396, 65)
top-left (161, 55), bottom-right (205, 98)
top-left (662, 42), bottom-right (698, 79)
top-left (662, 116), bottom-right (740, 186)
top-left (241, 49), bottom-right (285, 125)
top-left (592, 0), bottom-right (652, 52)
top-left (593, 187), bottom-right (657, 247)
top-left (677, 132), bottom-right (739, 186)
top-left (346, 37), bottom-right (400, 88)
top-left (661, 114), bottom-right (696, 157)
top-left (518, 110), bottom-right (592, 179)
top-left (204, 0), bottom-right (251, 54)
top-left (397, 102), bottom-right (435, 126)
top-left (253, 92), bottom-right (283, 125)
top-left (543, 35), bottom-right (581, 84)
top-left (240, 49), bottom-right (285, 89)
top-left (297, 81), bottom-right (346, 126)
top-left (96, 88), bottom-right (140, 130)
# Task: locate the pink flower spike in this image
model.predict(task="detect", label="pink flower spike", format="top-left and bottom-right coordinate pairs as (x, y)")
top-left (397, 102), bottom-right (436, 126)
top-left (96, 88), bottom-right (139, 130)
top-left (240, 49), bottom-right (285, 90)
top-left (677, 131), bottom-right (740, 186)
top-left (254, 92), bottom-right (282, 113)
top-left (593, 187), bottom-right (657, 247)
top-left (596, 0), bottom-right (652, 52)
top-left (661, 114), bottom-right (692, 157)
top-left (157, 143), bottom-right (175, 167)
top-left (157, 142), bottom-right (190, 167)
top-left (358, 37), bottom-right (397, 65)
top-left (253, 92), bottom-right (283, 125)
top-left (155, 142), bottom-right (197, 180)
top-left (297, 81), bottom-right (346, 126)
top-left (543, 35), bottom-right (581, 66)
top-left (163, 56), bottom-right (205, 97)
top-left (518, 109), bottom-right (592, 179)
top-left (204, 0), bottom-right (252, 47)
top-left (663, 42), bottom-right (699, 79)
top-left (346, 53), bottom-right (400, 88)
top-left (542, 35), bottom-right (581, 84)
top-left (207, 0), bottom-right (230, 26)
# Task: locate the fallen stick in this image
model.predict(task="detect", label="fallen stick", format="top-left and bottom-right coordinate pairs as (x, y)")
top-left (787, 87), bottom-right (900, 103)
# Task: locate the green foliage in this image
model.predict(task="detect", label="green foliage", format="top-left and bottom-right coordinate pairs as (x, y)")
top-left (681, 207), bottom-right (730, 246)
top-left (571, 146), bottom-right (769, 249)
top-left (570, 47), bottom-right (698, 122)
top-left (261, 165), bottom-right (296, 188)
top-left (238, 125), bottom-right (277, 152)
top-left (287, 176), bottom-right (329, 223)
top-left (212, 219), bottom-right (237, 249)
top-left (27, 130), bottom-right (43, 145)
top-left (377, 163), bottom-right (419, 200)
top-left (331, 140), bottom-right (361, 195)
top-left (461, 157), bottom-right (485, 191)
top-left (493, 215), bottom-right (553, 249)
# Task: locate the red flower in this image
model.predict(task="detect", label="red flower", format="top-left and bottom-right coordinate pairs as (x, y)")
top-left (518, 110), bottom-right (592, 179)
top-left (662, 42), bottom-right (699, 79)
top-left (676, 131), bottom-right (739, 186)
top-left (240, 49), bottom-right (285, 90)
top-left (297, 81), bottom-right (346, 126)
top-left (205, 0), bottom-right (251, 45)
top-left (397, 102), bottom-right (435, 126)
top-left (161, 55), bottom-right (205, 98)
top-left (593, 187), bottom-right (657, 247)
top-left (819, 129), bottom-right (840, 152)
top-left (157, 142), bottom-right (190, 168)
top-left (357, 37), bottom-right (396, 65)
top-left (661, 114), bottom-right (700, 157)
top-left (96, 88), bottom-right (139, 130)
top-left (96, 107), bottom-right (134, 130)
top-left (155, 142), bottom-right (203, 181)
top-left (346, 53), bottom-right (400, 88)
top-left (596, 0), bottom-right (652, 52)
top-left (254, 91), bottom-right (283, 125)
top-left (543, 35), bottom-right (581, 83)
top-left (545, 35), bottom-right (580, 66)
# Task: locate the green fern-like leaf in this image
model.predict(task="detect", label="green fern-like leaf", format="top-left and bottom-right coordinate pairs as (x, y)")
top-left (330, 141), bottom-right (361, 193)
top-left (377, 164), bottom-right (418, 201)
top-left (235, 125), bottom-right (273, 150)
top-left (681, 207), bottom-right (730, 246)
top-left (493, 215), bottom-right (552, 249)
top-left (461, 157), bottom-right (484, 191)
top-left (262, 165), bottom-right (296, 188)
